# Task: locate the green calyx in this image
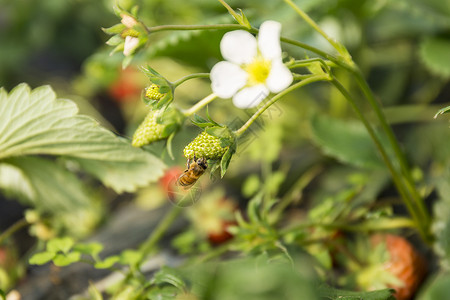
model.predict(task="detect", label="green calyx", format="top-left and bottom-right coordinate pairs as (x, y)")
top-left (132, 107), bottom-right (184, 147)
top-left (141, 66), bottom-right (174, 109)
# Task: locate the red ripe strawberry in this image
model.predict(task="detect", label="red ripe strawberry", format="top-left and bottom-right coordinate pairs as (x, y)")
top-left (370, 234), bottom-right (427, 300)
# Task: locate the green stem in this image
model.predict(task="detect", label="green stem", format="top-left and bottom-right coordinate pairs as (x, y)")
top-left (270, 164), bottom-right (323, 224)
top-left (281, 217), bottom-right (416, 236)
top-left (235, 75), bottom-right (329, 137)
top-left (172, 73), bottom-right (210, 88)
top-left (148, 23), bottom-right (245, 33)
top-left (288, 58), bottom-right (334, 71)
top-left (330, 78), bottom-right (430, 242)
top-left (352, 70), bottom-right (430, 229)
top-left (138, 206), bottom-right (182, 266)
top-left (0, 218), bottom-right (28, 245)
top-left (283, 0), bottom-right (352, 62)
top-left (183, 93), bottom-right (218, 117)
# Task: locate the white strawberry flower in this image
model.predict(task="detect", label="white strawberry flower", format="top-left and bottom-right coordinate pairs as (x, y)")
top-left (210, 21), bottom-right (293, 109)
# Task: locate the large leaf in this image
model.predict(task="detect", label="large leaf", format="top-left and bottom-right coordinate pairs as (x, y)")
top-left (309, 115), bottom-right (389, 169)
top-left (0, 157), bottom-right (90, 213)
top-left (0, 83), bottom-right (165, 193)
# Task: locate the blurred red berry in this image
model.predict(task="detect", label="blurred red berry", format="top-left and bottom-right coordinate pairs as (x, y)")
top-left (159, 166), bottom-right (184, 200)
top-left (108, 67), bottom-right (144, 102)
top-left (370, 234), bottom-right (427, 300)
top-left (208, 220), bottom-right (237, 245)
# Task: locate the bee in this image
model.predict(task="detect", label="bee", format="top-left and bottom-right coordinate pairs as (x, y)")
top-left (176, 156), bottom-right (208, 190)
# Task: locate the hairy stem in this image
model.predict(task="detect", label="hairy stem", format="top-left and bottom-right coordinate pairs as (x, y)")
top-left (138, 206), bottom-right (182, 266)
top-left (330, 78), bottom-right (430, 242)
top-left (235, 75), bottom-right (329, 137)
top-left (183, 93), bottom-right (218, 117)
top-left (173, 73), bottom-right (210, 88)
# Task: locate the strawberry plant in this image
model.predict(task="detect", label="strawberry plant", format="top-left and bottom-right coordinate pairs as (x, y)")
top-left (1, 0), bottom-right (450, 299)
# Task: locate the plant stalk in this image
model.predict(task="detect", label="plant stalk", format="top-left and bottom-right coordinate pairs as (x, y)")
top-left (235, 75), bottom-right (329, 137)
top-left (183, 93), bottom-right (218, 117)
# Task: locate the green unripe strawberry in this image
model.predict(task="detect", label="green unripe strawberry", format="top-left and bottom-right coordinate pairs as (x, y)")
top-left (132, 110), bottom-right (167, 147)
top-left (183, 131), bottom-right (228, 160)
top-left (145, 83), bottom-right (166, 101)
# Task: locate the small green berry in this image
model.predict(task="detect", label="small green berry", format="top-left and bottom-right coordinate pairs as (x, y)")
top-left (132, 110), bottom-right (167, 147)
top-left (183, 131), bottom-right (227, 160)
top-left (145, 84), bottom-right (166, 101)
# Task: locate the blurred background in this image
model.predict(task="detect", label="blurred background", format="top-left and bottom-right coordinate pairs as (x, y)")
top-left (1, 0), bottom-right (449, 298)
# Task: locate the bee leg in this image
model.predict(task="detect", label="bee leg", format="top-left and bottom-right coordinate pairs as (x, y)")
top-left (186, 158), bottom-right (191, 170)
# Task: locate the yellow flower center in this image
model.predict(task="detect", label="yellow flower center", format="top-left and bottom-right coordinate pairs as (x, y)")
top-left (244, 56), bottom-right (271, 85)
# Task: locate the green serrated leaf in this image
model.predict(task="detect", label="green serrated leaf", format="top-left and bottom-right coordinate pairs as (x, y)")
top-left (2, 156), bottom-right (91, 213)
top-left (152, 266), bottom-right (186, 291)
top-left (29, 251), bottom-right (56, 265)
top-left (420, 37), bottom-right (450, 78)
top-left (309, 115), bottom-right (388, 169)
top-left (0, 84), bottom-right (165, 193)
top-left (53, 252), bottom-right (81, 267)
top-left (73, 242), bottom-right (104, 257)
top-left (47, 237), bottom-right (74, 254)
top-left (94, 256), bottom-right (120, 269)
top-left (318, 283), bottom-right (395, 300)
top-left (0, 289), bottom-right (5, 300)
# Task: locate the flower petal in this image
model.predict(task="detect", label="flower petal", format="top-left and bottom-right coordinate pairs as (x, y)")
top-left (258, 21), bottom-right (282, 60)
top-left (210, 61), bottom-right (248, 98)
top-left (232, 85), bottom-right (269, 109)
top-left (123, 36), bottom-right (139, 56)
top-left (220, 30), bottom-right (257, 65)
top-left (266, 60), bottom-right (293, 93)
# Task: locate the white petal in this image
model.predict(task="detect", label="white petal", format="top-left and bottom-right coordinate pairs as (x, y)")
top-left (220, 30), bottom-right (257, 65)
top-left (266, 60), bottom-right (293, 93)
top-left (123, 36), bottom-right (139, 56)
top-left (232, 85), bottom-right (269, 109)
top-left (210, 61), bottom-right (248, 98)
top-left (258, 21), bottom-right (282, 60)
